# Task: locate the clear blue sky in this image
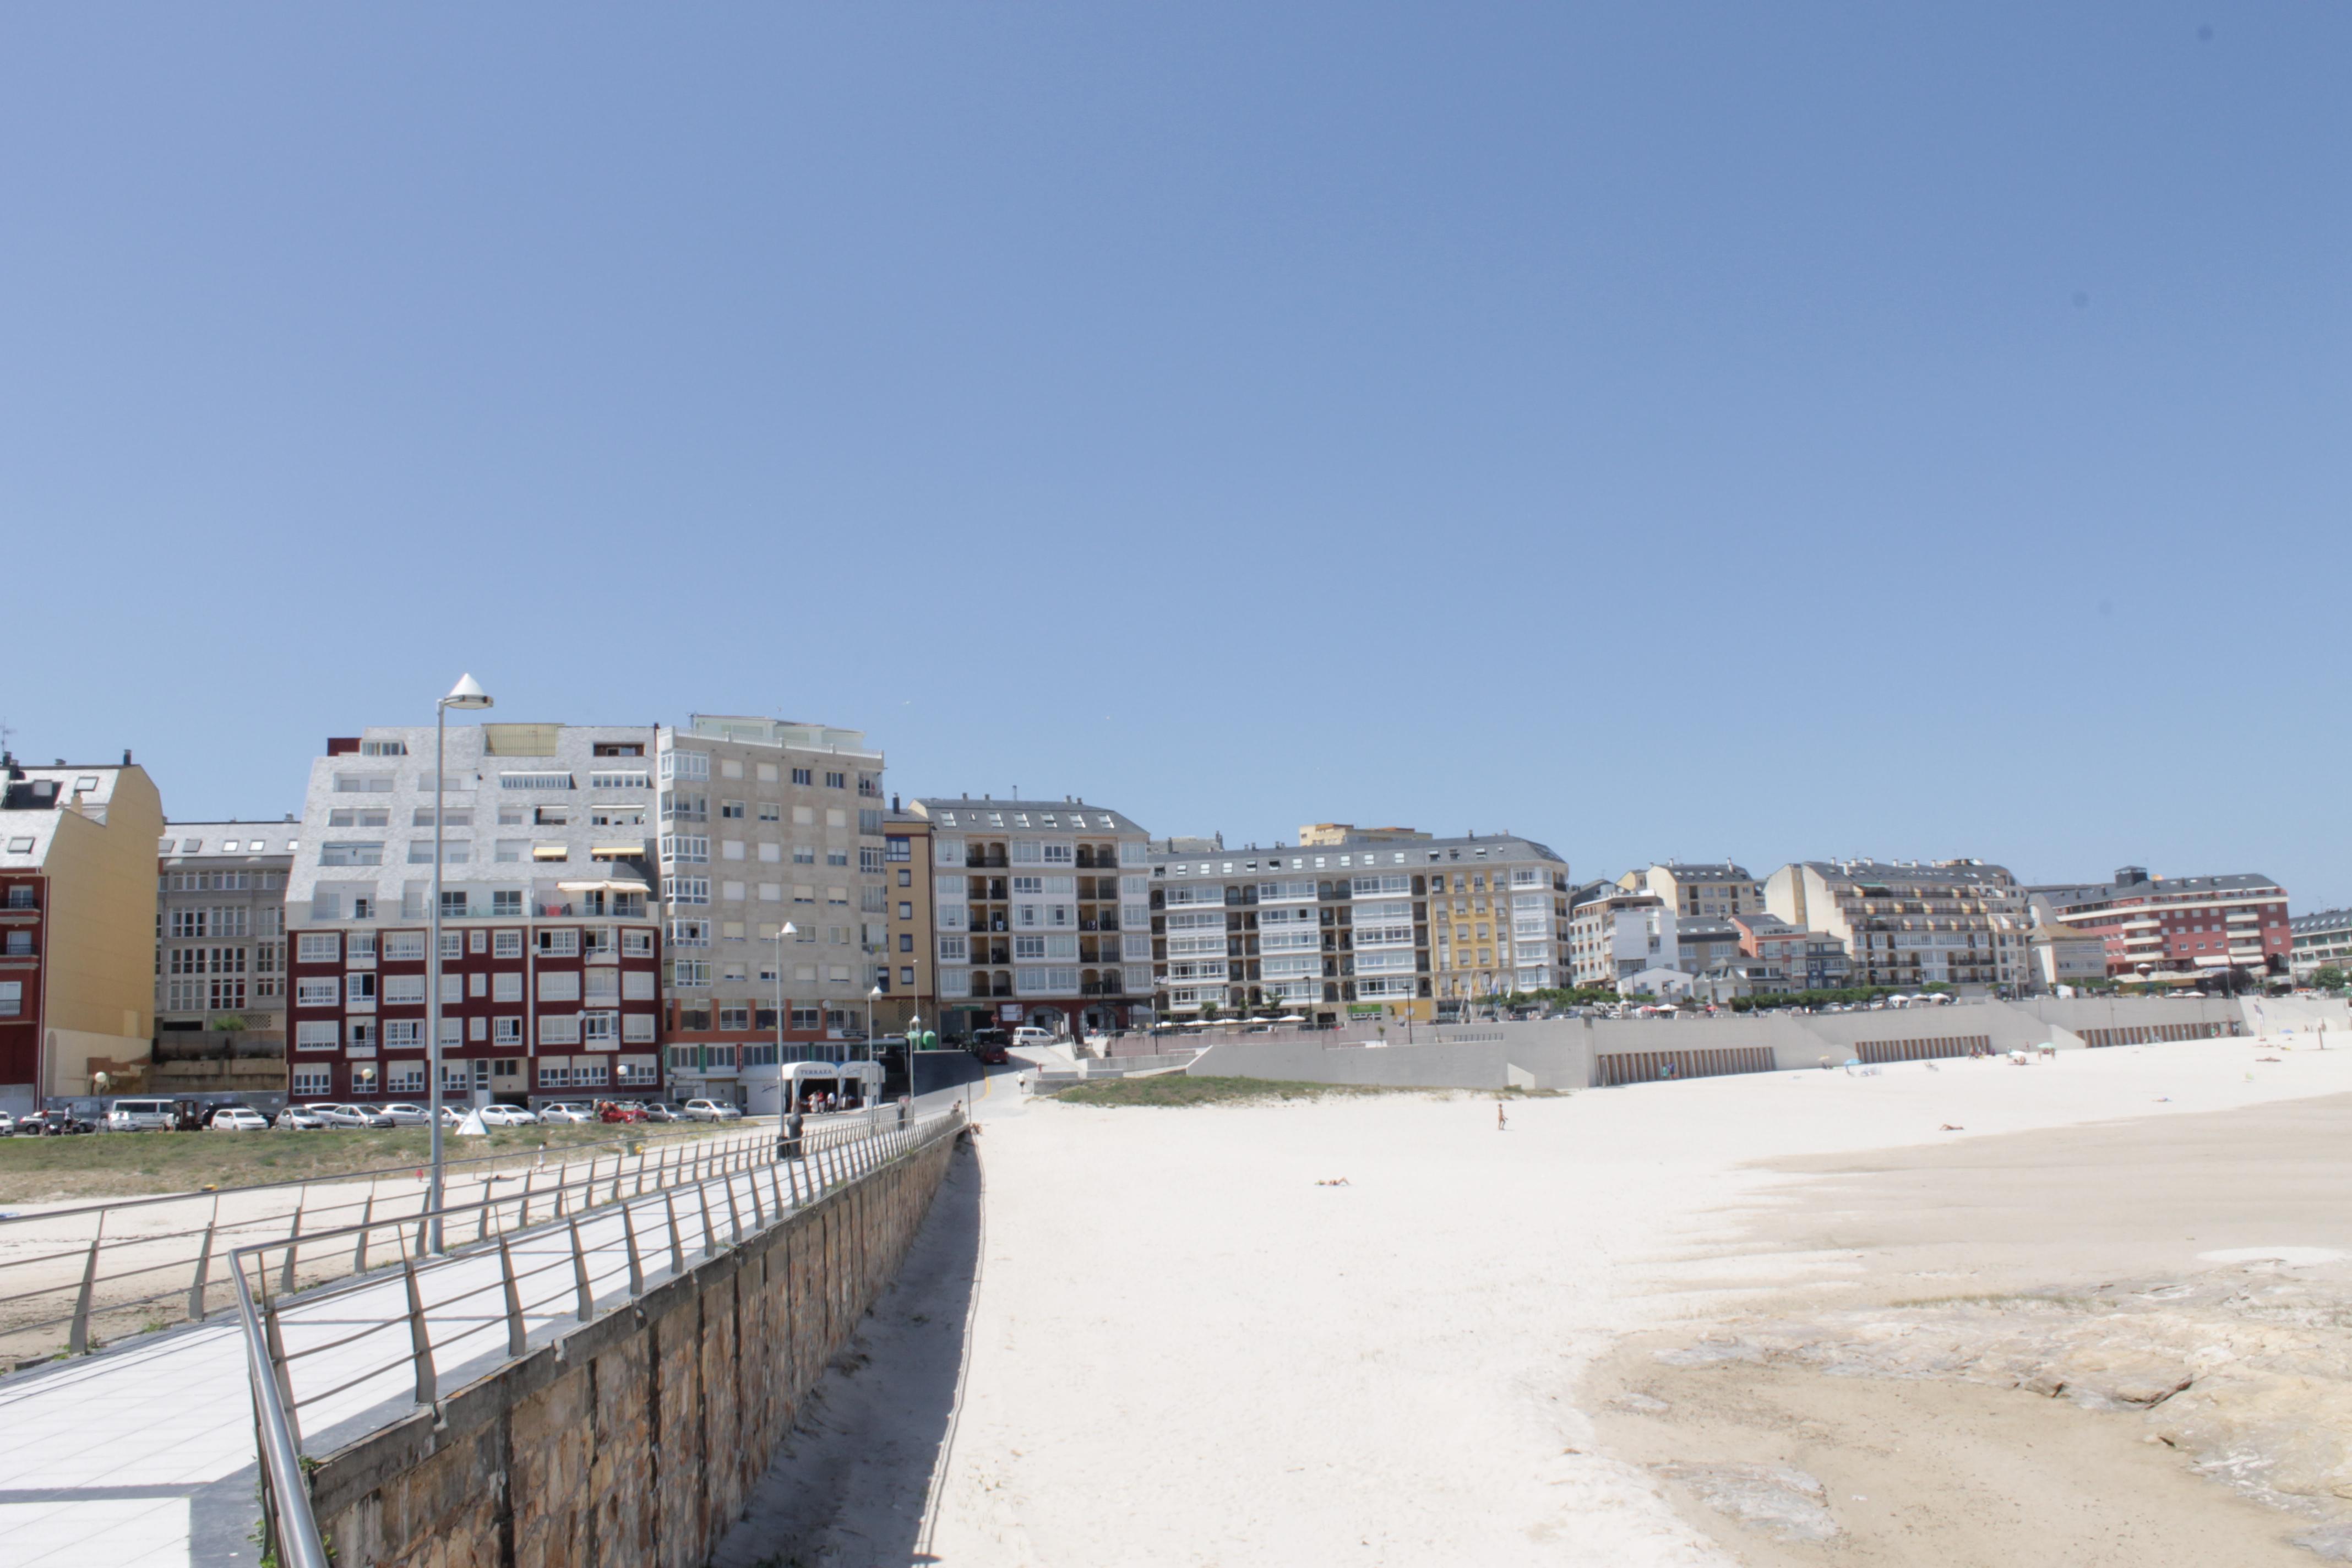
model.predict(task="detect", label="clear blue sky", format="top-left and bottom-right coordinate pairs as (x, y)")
top-left (5, 6), bottom-right (2347, 902)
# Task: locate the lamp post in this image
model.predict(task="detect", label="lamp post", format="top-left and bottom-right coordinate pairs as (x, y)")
top-left (772, 922), bottom-right (797, 1125)
top-left (427, 673), bottom-right (493, 1252)
top-left (906, 1012), bottom-right (922, 1123)
top-left (865, 983), bottom-right (881, 1115)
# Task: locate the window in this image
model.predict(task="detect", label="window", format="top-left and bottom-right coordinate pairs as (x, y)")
top-left (827, 848), bottom-right (849, 867)
top-left (589, 770), bottom-right (651, 790)
top-left (320, 842), bottom-right (384, 866)
top-left (384, 1019), bottom-right (422, 1048)
top-left (333, 775), bottom-right (398, 793)
top-left (666, 876), bottom-right (711, 905)
top-left (296, 976), bottom-right (340, 1008)
top-left (824, 771), bottom-right (846, 790)
top-left (380, 974), bottom-right (423, 1004)
top-left (721, 800), bottom-right (745, 819)
top-left (297, 932), bottom-right (341, 964)
top-left (717, 1004), bottom-right (750, 1031)
top-left (383, 932), bottom-right (425, 961)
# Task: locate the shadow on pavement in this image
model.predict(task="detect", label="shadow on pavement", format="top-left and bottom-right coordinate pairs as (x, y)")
top-left (711, 1137), bottom-right (983, 1567)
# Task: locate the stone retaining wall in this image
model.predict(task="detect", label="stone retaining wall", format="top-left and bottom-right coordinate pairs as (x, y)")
top-left (303, 1126), bottom-right (962, 1568)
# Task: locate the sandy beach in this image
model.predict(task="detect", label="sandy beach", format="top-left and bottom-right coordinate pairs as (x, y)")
top-left (715, 1039), bottom-right (2352, 1566)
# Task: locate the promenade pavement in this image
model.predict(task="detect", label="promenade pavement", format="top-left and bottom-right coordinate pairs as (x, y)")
top-left (0, 1100), bottom-right (948, 1568)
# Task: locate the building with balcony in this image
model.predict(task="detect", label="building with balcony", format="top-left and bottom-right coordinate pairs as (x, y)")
top-left (1567, 886), bottom-right (1674, 988)
top-left (0, 753), bottom-right (167, 1112)
top-left (1151, 829), bottom-right (1570, 1022)
top-left (654, 716), bottom-right (889, 1104)
top-left (912, 796), bottom-right (1154, 1039)
top-left (2029, 866), bottom-right (2291, 980)
top-left (1726, 912), bottom-right (1852, 992)
top-left (1674, 917), bottom-right (1745, 976)
top-left (2289, 908), bottom-right (2352, 984)
top-left (283, 723), bottom-right (665, 1108)
top-left (1766, 859), bottom-right (2030, 992)
top-left (882, 802), bottom-right (934, 1035)
top-left (154, 820), bottom-right (298, 1097)
top-left (1618, 862), bottom-right (1762, 921)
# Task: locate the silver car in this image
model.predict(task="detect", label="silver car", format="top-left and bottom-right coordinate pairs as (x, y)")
top-left (307, 1103), bottom-right (391, 1129)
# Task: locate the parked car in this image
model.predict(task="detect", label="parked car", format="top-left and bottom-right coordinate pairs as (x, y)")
top-left (537, 1102), bottom-right (595, 1125)
top-left (17, 1109), bottom-right (97, 1136)
top-left (208, 1107), bottom-right (272, 1133)
top-left (680, 1098), bottom-right (741, 1122)
top-left (637, 1102), bottom-right (684, 1123)
top-left (307, 1103), bottom-right (391, 1129)
top-left (0, 1111), bottom-right (13, 1136)
top-left (478, 1103), bottom-right (539, 1128)
top-left (275, 1106), bottom-right (327, 1130)
top-left (1010, 1026), bottom-right (1057, 1048)
top-left (598, 1101), bottom-right (647, 1123)
top-left (379, 1103), bottom-right (437, 1126)
top-left (970, 1028), bottom-right (1011, 1066)
top-left (105, 1098), bottom-right (179, 1133)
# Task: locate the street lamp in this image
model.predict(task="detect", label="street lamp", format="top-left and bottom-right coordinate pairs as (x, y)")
top-left (772, 922), bottom-right (797, 1126)
top-left (906, 1012), bottom-right (922, 1123)
top-left (427, 673), bottom-right (492, 1251)
top-left (865, 983), bottom-right (882, 1114)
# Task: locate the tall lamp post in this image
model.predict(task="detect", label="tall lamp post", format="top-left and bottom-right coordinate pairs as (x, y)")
top-left (427, 673), bottom-right (493, 1251)
top-left (906, 1013), bottom-right (922, 1122)
top-left (865, 983), bottom-right (882, 1113)
top-left (771, 922), bottom-right (797, 1125)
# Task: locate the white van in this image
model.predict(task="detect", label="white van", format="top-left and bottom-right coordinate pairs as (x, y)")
top-left (1010, 1026), bottom-right (1058, 1048)
top-left (105, 1098), bottom-right (177, 1132)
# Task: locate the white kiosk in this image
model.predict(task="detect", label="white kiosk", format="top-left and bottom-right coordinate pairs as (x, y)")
top-left (753, 1059), bottom-right (886, 1117)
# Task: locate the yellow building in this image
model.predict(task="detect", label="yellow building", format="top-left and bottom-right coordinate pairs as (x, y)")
top-left (882, 803), bottom-right (934, 1034)
top-left (1, 756), bottom-right (166, 1109)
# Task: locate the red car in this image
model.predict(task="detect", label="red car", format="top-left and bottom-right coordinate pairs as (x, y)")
top-left (597, 1101), bottom-right (647, 1123)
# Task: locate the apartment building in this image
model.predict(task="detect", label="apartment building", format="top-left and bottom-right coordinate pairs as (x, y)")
top-left (1152, 830), bottom-right (1570, 1021)
top-left (1567, 886), bottom-right (1674, 987)
top-left (654, 717), bottom-right (889, 1104)
top-left (156, 821), bottom-right (297, 1037)
top-left (2026, 918), bottom-right (2110, 990)
top-left (1674, 917), bottom-right (1745, 975)
top-left (914, 796), bottom-right (1155, 1039)
top-left (2289, 908), bottom-right (2352, 983)
top-left (1619, 862), bottom-right (1762, 920)
top-left (881, 803), bottom-right (934, 1033)
top-left (284, 723), bottom-right (665, 1108)
top-left (1766, 859), bottom-right (2029, 992)
top-left (0, 755), bottom-right (167, 1111)
top-left (2030, 865), bottom-right (2291, 979)
top-left (1726, 912), bottom-right (1852, 992)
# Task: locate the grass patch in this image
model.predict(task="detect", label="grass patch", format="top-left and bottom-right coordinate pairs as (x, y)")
top-left (0, 1123), bottom-right (738, 1203)
top-left (1049, 1075), bottom-right (1558, 1108)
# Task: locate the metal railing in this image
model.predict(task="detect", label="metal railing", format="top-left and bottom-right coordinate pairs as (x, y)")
top-left (239, 1106), bottom-right (963, 1568)
top-left (0, 1120), bottom-right (802, 1366)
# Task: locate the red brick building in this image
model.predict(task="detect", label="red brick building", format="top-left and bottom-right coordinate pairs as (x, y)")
top-left (2029, 866), bottom-right (2290, 980)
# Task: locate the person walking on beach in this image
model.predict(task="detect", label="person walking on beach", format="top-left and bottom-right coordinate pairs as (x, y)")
top-left (1496, 1101), bottom-right (1508, 1132)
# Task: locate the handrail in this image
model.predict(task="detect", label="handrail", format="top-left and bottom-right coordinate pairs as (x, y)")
top-left (236, 1105), bottom-right (962, 1568)
top-left (0, 1119), bottom-right (803, 1363)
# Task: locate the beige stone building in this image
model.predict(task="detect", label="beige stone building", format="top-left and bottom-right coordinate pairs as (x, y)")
top-left (1618, 862), bottom-right (1762, 920)
top-left (1765, 858), bottom-right (2029, 992)
top-left (881, 802), bottom-right (934, 1035)
top-left (0, 755), bottom-right (167, 1110)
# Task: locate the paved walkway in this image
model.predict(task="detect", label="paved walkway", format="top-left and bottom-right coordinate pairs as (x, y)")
top-left (0, 1101), bottom-right (957, 1568)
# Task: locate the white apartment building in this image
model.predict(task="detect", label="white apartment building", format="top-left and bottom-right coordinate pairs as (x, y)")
top-left (284, 723), bottom-right (666, 1108)
top-left (654, 716), bottom-right (889, 1104)
top-left (1568, 888), bottom-right (1676, 987)
top-left (911, 796), bottom-right (1154, 1039)
top-left (1150, 830), bottom-right (1570, 1021)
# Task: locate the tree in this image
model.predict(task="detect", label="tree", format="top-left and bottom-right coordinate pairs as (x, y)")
top-left (2315, 966), bottom-right (2348, 993)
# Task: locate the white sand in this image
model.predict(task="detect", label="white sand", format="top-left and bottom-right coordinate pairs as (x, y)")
top-left (918, 1041), bottom-right (2352, 1566)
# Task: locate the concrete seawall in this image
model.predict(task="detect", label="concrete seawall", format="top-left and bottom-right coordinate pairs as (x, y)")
top-left (1186, 996), bottom-right (2330, 1092)
top-left (302, 1126), bottom-right (963, 1568)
